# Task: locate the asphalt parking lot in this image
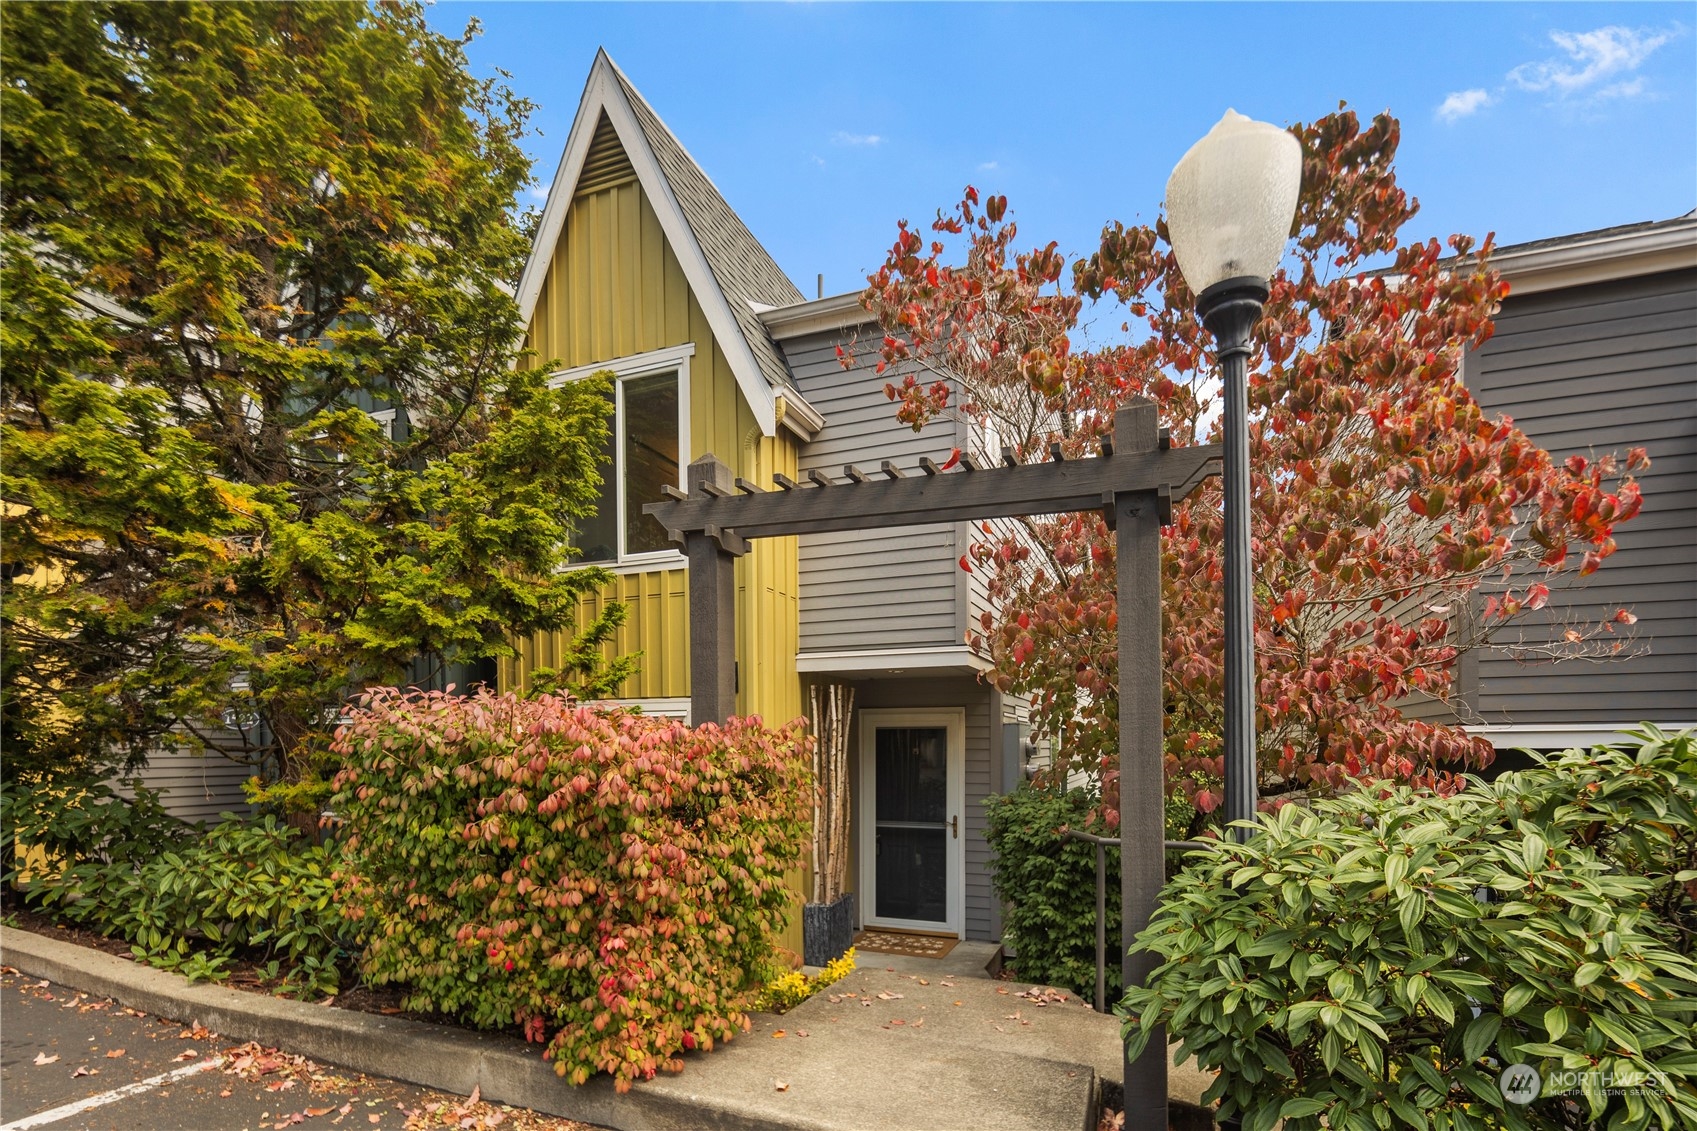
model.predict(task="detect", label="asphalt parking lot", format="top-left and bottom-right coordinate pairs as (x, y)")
top-left (0, 969), bottom-right (592, 1131)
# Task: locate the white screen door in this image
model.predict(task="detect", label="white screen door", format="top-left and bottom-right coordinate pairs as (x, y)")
top-left (858, 709), bottom-right (965, 935)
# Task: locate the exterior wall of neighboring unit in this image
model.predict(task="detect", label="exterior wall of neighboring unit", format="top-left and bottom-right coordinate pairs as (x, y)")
top-left (119, 746), bottom-right (254, 824)
top-left (781, 327), bottom-right (966, 656)
top-left (503, 118), bottom-right (803, 731)
top-left (1464, 266), bottom-right (1697, 731)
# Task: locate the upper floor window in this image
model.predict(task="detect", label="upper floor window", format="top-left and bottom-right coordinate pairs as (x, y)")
top-left (549, 343), bottom-right (692, 566)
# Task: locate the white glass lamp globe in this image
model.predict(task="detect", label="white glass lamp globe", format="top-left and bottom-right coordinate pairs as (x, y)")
top-left (1164, 110), bottom-right (1303, 296)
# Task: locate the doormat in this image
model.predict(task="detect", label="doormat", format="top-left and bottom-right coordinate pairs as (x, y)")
top-left (853, 929), bottom-right (959, 960)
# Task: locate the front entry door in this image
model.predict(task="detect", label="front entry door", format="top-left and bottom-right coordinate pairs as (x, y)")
top-left (858, 709), bottom-right (965, 936)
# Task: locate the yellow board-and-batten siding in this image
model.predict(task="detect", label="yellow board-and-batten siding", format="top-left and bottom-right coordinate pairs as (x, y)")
top-left (503, 112), bottom-right (803, 731)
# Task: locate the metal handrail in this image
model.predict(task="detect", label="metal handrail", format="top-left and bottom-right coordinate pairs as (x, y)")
top-left (1062, 829), bottom-right (1222, 1011)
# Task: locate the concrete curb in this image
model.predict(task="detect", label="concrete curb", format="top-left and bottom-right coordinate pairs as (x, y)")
top-left (3, 925), bottom-right (1218, 1130)
top-left (0, 925), bottom-right (799, 1131)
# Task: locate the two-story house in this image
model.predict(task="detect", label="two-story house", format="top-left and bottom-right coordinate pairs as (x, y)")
top-left (501, 52), bottom-right (1022, 952)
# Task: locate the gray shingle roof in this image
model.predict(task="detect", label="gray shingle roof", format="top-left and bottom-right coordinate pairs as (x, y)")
top-left (610, 62), bottom-right (804, 390)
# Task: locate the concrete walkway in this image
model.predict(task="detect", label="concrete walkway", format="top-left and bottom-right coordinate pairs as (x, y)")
top-left (2, 926), bottom-right (1215, 1131)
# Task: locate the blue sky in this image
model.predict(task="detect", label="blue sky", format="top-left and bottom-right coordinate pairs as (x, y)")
top-left (428, 2), bottom-right (1696, 300)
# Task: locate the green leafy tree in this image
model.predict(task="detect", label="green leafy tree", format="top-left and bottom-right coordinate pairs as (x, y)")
top-left (1, 1), bottom-right (631, 801)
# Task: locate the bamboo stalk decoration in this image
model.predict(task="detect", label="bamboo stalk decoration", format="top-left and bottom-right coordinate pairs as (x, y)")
top-left (808, 681), bottom-right (854, 904)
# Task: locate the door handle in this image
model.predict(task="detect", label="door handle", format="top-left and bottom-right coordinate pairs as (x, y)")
top-left (951, 815), bottom-right (959, 839)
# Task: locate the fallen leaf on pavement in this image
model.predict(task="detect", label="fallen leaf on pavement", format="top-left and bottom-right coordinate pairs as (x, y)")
top-left (995, 987), bottom-right (1009, 995)
top-left (72, 1066), bottom-right (99, 1077)
top-left (174, 1050), bottom-right (199, 1061)
top-left (771, 1029), bottom-right (785, 1039)
top-left (339, 1104), bottom-right (353, 1116)
top-left (774, 1079), bottom-right (790, 1092)
top-left (794, 1030), bottom-right (809, 1038)
top-left (912, 1018), bottom-right (924, 1028)
top-left (875, 991), bottom-right (903, 1001)
top-left (105, 1048), bottom-right (126, 1058)
top-left (889, 1019), bottom-right (905, 1026)
top-left (825, 994), bottom-right (840, 1004)
top-left (220, 1089), bottom-right (234, 1098)
top-left (940, 980), bottom-right (956, 987)
top-left (953, 1000), bottom-right (962, 1007)
top-left (917, 979), bottom-right (929, 985)
top-left (306, 1108), bottom-right (334, 1118)
top-left (860, 999), bottom-right (872, 1007)
top-left (34, 1053), bottom-right (59, 1065)
top-left (369, 1116), bottom-right (382, 1125)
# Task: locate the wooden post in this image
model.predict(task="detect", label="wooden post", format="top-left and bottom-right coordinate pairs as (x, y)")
top-left (686, 455), bottom-right (738, 726)
top-left (1115, 400), bottom-right (1168, 1125)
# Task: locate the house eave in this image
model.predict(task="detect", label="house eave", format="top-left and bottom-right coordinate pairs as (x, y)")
top-left (796, 646), bottom-right (993, 675)
top-left (760, 292), bottom-right (875, 340)
top-left (1491, 215), bottom-right (1697, 296)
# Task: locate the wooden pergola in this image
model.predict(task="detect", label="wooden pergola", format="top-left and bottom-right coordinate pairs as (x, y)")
top-left (644, 399), bottom-right (1220, 1122)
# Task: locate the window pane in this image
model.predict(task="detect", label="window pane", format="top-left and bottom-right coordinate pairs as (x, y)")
top-left (622, 372), bottom-right (679, 555)
top-left (571, 387), bottom-right (618, 564)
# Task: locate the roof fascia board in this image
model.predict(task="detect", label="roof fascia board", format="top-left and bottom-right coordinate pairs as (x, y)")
top-left (515, 55), bottom-right (778, 436)
top-left (1494, 221), bottom-right (1697, 295)
top-left (761, 292), bottom-right (875, 340)
top-left (514, 65), bottom-right (605, 329)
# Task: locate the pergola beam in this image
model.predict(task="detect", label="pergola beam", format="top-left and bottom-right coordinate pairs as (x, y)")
top-left (645, 442), bottom-right (1221, 543)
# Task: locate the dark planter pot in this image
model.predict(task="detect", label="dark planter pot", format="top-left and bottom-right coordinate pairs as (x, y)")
top-left (802, 893), bottom-right (855, 968)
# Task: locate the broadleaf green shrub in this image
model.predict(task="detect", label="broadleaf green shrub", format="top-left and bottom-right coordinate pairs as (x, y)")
top-left (2, 777), bottom-right (190, 921)
top-left (331, 688), bottom-right (813, 1092)
top-left (3, 780), bottom-right (344, 997)
top-left (113, 816), bottom-right (344, 997)
top-left (1122, 727), bottom-right (1697, 1131)
top-left (985, 783), bottom-right (1121, 999)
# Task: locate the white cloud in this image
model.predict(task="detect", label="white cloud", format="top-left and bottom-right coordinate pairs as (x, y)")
top-left (528, 183), bottom-right (551, 202)
top-left (1508, 25), bottom-right (1676, 96)
top-left (977, 160), bottom-right (1000, 172)
top-left (1596, 76), bottom-right (1648, 100)
top-left (810, 154), bottom-right (826, 168)
top-left (1436, 88), bottom-right (1492, 122)
top-left (831, 131), bottom-right (883, 147)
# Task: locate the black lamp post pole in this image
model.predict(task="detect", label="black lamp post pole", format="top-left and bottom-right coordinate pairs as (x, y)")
top-left (1197, 276), bottom-right (1268, 843)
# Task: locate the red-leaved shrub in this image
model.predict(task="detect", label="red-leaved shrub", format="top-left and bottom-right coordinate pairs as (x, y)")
top-left (330, 688), bottom-right (812, 1091)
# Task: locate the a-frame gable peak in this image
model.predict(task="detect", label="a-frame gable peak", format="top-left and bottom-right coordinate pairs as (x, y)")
top-left (518, 50), bottom-right (780, 435)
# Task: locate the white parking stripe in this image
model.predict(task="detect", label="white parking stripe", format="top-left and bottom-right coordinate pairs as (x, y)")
top-left (0, 1058), bottom-right (222, 1130)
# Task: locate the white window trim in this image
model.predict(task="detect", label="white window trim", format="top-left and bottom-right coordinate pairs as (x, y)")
top-left (548, 343), bottom-right (694, 568)
top-left (584, 696), bottom-right (691, 723)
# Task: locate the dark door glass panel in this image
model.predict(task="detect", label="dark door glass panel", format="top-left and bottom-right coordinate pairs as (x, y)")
top-left (874, 726), bottom-right (949, 923)
top-left (571, 386), bottom-right (618, 563)
top-left (875, 727), bottom-right (947, 823)
top-left (875, 826), bottom-right (947, 922)
top-left (622, 372), bottom-right (679, 555)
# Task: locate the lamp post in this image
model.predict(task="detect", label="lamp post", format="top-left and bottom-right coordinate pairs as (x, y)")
top-left (1165, 111), bottom-right (1301, 841)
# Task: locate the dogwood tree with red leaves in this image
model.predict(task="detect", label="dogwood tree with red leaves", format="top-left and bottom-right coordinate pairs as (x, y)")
top-left (859, 110), bottom-right (1647, 834)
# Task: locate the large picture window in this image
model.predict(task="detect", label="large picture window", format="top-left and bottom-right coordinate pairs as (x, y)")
top-left (550, 344), bottom-right (691, 566)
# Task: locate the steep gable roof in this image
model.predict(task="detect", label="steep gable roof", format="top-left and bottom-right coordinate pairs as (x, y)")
top-left (517, 50), bottom-right (802, 435)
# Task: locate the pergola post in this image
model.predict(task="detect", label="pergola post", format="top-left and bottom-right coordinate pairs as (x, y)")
top-left (1114, 400), bottom-right (1168, 1124)
top-left (685, 454), bottom-right (738, 725)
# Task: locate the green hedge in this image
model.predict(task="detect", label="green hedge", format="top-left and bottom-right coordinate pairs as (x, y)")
top-left (1123, 726), bottom-right (1697, 1131)
top-left (3, 780), bottom-right (344, 995)
top-left (985, 783), bottom-right (1121, 999)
